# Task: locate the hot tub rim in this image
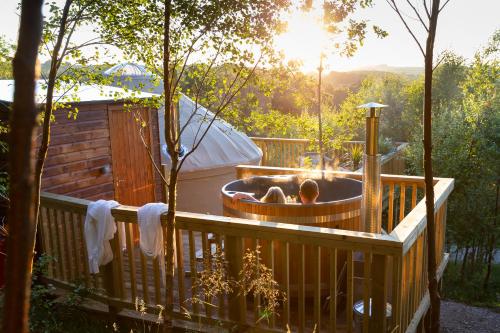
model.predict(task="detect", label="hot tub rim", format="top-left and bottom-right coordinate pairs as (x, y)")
top-left (222, 175), bottom-right (362, 207)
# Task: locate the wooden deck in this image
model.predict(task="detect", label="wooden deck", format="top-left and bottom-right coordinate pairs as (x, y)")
top-left (38, 166), bottom-right (453, 332)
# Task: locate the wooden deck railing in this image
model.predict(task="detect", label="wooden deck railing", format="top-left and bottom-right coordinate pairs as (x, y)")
top-left (250, 137), bottom-right (310, 168)
top-left (250, 137), bottom-right (407, 174)
top-left (38, 168), bottom-right (453, 333)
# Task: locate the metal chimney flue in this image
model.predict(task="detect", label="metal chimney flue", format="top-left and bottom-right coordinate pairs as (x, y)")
top-left (358, 102), bottom-right (387, 234)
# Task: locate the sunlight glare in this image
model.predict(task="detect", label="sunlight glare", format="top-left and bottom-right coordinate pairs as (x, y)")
top-left (275, 8), bottom-right (330, 72)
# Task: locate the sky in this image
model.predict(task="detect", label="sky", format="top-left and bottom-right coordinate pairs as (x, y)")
top-left (1, 0), bottom-right (499, 72)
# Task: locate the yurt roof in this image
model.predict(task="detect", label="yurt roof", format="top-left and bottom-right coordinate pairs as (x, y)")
top-left (158, 94), bottom-right (262, 173)
top-left (102, 63), bottom-right (262, 173)
top-left (103, 63), bottom-right (163, 94)
top-left (104, 63), bottom-right (153, 77)
top-left (0, 79), bottom-right (154, 104)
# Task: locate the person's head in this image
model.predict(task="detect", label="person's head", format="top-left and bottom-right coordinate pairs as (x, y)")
top-left (299, 179), bottom-right (319, 204)
top-left (261, 186), bottom-right (286, 204)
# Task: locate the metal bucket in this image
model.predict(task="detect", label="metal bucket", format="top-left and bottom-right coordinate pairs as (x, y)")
top-left (353, 299), bottom-right (392, 333)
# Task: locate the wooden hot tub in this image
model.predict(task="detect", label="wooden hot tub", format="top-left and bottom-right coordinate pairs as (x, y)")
top-left (222, 175), bottom-right (362, 230)
top-left (221, 175), bottom-right (363, 294)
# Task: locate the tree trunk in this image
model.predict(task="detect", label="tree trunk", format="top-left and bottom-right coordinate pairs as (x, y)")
top-left (33, 0), bottom-right (72, 266)
top-left (164, 164), bottom-right (178, 332)
top-left (460, 245), bottom-right (469, 282)
top-left (2, 1), bottom-right (44, 332)
top-left (470, 240), bottom-right (477, 269)
top-left (162, 1), bottom-right (176, 331)
top-left (484, 181), bottom-right (499, 290)
top-left (317, 54), bottom-right (325, 173)
top-left (423, 1), bottom-right (441, 332)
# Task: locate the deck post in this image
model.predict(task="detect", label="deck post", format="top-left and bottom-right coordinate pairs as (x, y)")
top-left (102, 262), bottom-right (120, 316)
top-left (102, 234), bottom-right (123, 316)
top-left (370, 254), bottom-right (388, 332)
top-left (225, 235), bottom-right (247, 325)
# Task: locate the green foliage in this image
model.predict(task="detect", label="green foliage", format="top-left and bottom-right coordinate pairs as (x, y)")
top-left (378, 136), bottom-right (394, 155)
top-left (38, 0), bottom-right (119, 116)
top-left (0, 35), bottom-right (14, 79)
top-left (322, 0), bottom-right (388, 57)
top-left (10, 255), bottom-right (110, 333)
top-left (244, 103), bottom-right (363, 155)
top-left (443, 261), bottom-right (500, 308)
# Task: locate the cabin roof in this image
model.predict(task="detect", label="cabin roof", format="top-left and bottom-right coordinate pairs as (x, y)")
top-left (0, 79), bottom-right (155, 104)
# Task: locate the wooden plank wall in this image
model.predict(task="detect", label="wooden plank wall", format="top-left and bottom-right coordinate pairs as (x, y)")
top-left (38, 102), bottom-right (164, 202)
top-left (40, 103), bottom-right (115, 200)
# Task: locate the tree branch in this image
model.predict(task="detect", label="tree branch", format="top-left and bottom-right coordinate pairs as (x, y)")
top-left (133, 109), bottom-right (169, 184)
top-left (169, 16), bottom-right (220, 98)
top-left (406, 0), bottom-right (429, 31)
top-left (189, 62), bottom-right (244, 149)
top-left (175, 39), bottom-right (224, 145)
top-left (177, 53), bottom-right (263, 172)
top-left (432, 52), bottom-right (445, 72)
top-left (423, 0), bottom-right (431, 19)
top-left (386, 0), bottom-right (426, 57)
top-left (439, 0), bottom-right (451, 13)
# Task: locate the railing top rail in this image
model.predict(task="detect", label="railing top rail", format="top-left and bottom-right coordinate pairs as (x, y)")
top-left (235, 164), bottom-right (434, 184)
top-left (250, 137), bottom-right (408, 147)
top-left (41, 192), bottom-right (90, 214)
top-left (250, 137), bottom-right (310, 144)
top-left (390, 177), bottom-right (454, 254)
top-left (113, 206), bottom-right (401, 255)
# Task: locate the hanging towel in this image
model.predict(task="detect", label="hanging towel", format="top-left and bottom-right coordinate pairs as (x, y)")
top-left (84, 200), bottom-right (120, 274)
top-left (138, 203), bottom-right (168, 257)
top-left (137, 203), bottom-right (176, 285)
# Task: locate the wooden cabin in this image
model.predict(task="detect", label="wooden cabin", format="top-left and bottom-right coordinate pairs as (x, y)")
top-left (0, 80), bottom-right (164, 207)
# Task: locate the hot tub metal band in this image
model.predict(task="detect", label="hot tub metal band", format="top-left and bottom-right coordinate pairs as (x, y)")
top-left (223, 205), bottom-right (361, 224)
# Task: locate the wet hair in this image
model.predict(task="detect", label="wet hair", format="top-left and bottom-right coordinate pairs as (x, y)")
top-left (260, 186), bottom-right (286, 204)
top-left (300, 179), bottom-right (319, 202)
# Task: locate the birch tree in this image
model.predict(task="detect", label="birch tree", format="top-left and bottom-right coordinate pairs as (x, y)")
top-left (386, 1), bottom-right (451, 331)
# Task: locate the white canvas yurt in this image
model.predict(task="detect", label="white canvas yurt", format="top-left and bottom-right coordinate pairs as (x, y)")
top-left (104, 63), bottom-right (262, 214)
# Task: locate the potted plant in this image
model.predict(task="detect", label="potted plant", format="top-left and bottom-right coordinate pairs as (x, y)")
top-left (350, 144), bottom-right (363, 170)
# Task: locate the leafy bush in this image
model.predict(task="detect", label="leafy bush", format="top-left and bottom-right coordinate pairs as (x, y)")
top-left (378, 136), bottom-right (394, 155)
top-left (0, 255), bottom-right (111, 333)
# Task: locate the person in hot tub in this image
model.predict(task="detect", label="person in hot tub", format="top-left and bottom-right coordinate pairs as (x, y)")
top-left (231, 186), bottom-right (286, 204)
top-left (299, 179), bottom-right (319, 204)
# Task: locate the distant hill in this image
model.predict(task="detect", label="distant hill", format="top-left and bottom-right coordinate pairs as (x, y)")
top-left (354, 64), bottom-right (423, 76)
top-left (323, 70), bottom-right (386, 89)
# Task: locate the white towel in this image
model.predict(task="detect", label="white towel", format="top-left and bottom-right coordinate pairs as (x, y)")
top-left (138, 203), bottom-right (168, 257)
top-left (84, 200), bottom-right (120, 274)
top-left (138, 203), bottom-right (176, 285)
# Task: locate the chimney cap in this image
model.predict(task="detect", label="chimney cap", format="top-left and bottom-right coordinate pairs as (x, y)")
top-left (357, 102), bottom-right (388, 109)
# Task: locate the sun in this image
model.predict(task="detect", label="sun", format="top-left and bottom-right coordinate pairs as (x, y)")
top-left (274, 8), bottom-right (331, 72)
